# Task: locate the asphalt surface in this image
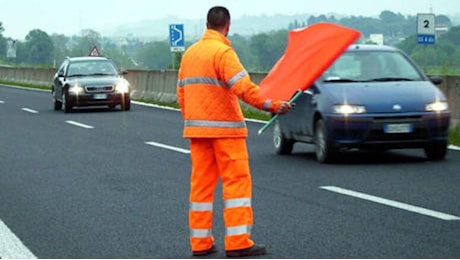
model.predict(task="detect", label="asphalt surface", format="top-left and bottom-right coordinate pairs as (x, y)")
top-left (1, 85), bottom-right (459, 258)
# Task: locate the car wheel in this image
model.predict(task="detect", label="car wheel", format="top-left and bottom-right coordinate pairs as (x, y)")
top-left (62, 90), bottom-right (73, 113)
top-left (273, 119), bottom-right (294, 155)
top-left (52, 89), bottom-right (62, 110)
top-left (121, 97), bottom-right (131, 111)
top-left (424, 141), bottom-right (448, 161)
top-left (314, 119), bottom-right (336, 163)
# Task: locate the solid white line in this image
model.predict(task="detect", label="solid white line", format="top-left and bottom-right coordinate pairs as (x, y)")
top-left (21, 108), bottom-right (38, 114)
top-left (0, 219), bottom-right (37, 259)
top-left (0, 100), bottom-right (4, 103)
top-left (65, 120), bottom-right (94, 129)
top-left (145, 141), bottom-right (190, 154)
top-left (320, 186), bottom-right (460, 221)
top-left (448, 145), bottom-right (460, 151)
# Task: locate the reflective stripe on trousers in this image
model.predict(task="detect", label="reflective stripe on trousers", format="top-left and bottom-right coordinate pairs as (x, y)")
top-left (189, 138), bottom-right (255, 251)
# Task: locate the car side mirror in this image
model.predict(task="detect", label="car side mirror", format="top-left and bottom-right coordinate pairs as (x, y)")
top-left (58, 71), bottom-right (65, 77)
top-left (429, 76), bottom-right (442, 85)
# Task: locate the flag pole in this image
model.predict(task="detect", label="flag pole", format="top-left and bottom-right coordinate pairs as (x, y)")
top-left (258, 89), bottom-right (303, 135)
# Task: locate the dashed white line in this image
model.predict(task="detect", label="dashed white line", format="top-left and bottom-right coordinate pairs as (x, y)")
top-left (21, 108), bottom-right (38, 114)
top-left (320, 186), bottom-right (460, 221)
top-left (65, 120), bottom-right (94, 129)
top-left (0, 219), bottom-right (37, 259)
top-left (145, 141), bottom-right (190, 154)
top-left (0, 100), bottom-right (5, 103)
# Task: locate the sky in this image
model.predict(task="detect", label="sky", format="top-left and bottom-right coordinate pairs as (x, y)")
top-left (0, 0), bottom-right (458, 40)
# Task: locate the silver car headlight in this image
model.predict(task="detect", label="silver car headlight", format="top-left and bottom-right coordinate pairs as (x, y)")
top-left (115, 79), bottom-right (130, 93)
top-left (426, 101), bottom-right (448, 112)
top-left (333, 104), bottom-right (366, 114)
top-left (68, 85), bottom-right (84, 95)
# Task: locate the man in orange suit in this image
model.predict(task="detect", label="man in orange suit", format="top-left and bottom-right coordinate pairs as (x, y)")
top-left (177, 6), bottom-right (292, 257)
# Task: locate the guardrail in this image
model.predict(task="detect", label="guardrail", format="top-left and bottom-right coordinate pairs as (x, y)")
top-left (0, 65), bottom-right (458, 126)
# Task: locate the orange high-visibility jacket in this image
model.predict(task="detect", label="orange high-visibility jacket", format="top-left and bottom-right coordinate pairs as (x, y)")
top-left (177, 29), bottom-right (281, 138)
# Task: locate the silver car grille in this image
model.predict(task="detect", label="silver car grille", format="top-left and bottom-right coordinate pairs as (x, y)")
top-left (85, 85), bottom-right (114, 93)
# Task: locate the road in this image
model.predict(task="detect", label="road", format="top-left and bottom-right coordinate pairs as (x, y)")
top-left (1, 85), bottom-right (459, 258)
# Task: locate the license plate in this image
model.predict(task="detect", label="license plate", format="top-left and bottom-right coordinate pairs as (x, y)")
top-left (93, 94), bottom-right (107, 100)
top-left (384, 123), bottom-right (413, 133)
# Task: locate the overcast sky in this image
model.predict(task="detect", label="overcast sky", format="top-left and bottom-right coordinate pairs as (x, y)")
top-left (0, 0), bottom-right (458, 39)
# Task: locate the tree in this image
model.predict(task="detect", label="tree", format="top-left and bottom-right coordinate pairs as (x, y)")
top-left (230, 34), bottom-right (258, 71)
top-left (436, 15), bottom-right (451, 26)
top-left (51, 33), bottom-right (70, 67)
top-left (24, 29), bottom-right (54, 66)
top-left (250, 30), bottom-right (287, 71)
top-left (70, 29), bottom-right (101, 56)
top-left (379, 10), bottom-right (404, 24)
top-left (0, 22), bottom-right (6, 61)
top-left (135, 41), bottom-right (171, 70)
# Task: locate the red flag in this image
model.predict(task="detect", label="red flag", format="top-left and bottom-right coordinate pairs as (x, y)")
top-left (259, 23), bottom-right (361, 100)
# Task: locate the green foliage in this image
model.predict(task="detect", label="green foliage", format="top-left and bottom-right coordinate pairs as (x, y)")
top-left (2, 11), bottom-right (460, 74)
top-left (0, 80), bottom-right (49, 90)
top-left (136, 41), bottom-right (172, 69)
top-left (230, 34), bottom-right (259, 71)
top-left (70, 29), bottom-right (101, 57)
top-left (397, 25), bottom-right (460, 74)
top-left (0, 22), bottom-right (5, 60)
top-left (23, 29), bottom-right (54, 66)
top-left (449, 123), bottom-right (460, 147)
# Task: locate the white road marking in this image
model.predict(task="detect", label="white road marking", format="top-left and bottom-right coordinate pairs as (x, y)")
top-left (145, 141), bottom-right (190, 154)
top-left (0, 219), bottom-right (37, 259)
top-left (320, 186), bottom-right (460, 221)
top-left (21, 108), bottom-right (38, 114)
top-left (0, 100), bottom-right (4, 103)
top-left (448, 145), bottom-right (460, 151)
top-left (65, 120), bottom-right (94, 129)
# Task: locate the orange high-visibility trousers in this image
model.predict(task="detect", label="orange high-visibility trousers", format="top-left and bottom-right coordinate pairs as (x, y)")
top-left (189, 137), bottom-right (255, 251)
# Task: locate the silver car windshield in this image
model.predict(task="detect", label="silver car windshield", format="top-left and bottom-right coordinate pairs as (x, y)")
top-left (322, 50), bottom-right (424, 82)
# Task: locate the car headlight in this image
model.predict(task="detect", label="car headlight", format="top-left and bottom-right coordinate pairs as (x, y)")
top-left (115, 80), bottom-right (130, 93)
top-left (426, 101), bottom-right (448, 112)
top-left (333, 104), bottom-right (366, 114)
top-left (68, 85), bottom-right (83, 95)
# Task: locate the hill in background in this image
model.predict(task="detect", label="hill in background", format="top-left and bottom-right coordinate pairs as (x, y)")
top-left (102, 12), bottom-right (460, 41)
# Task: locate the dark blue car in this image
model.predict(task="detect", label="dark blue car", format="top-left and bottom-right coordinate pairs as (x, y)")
top-left (273, 44), bottom-right (451, 163)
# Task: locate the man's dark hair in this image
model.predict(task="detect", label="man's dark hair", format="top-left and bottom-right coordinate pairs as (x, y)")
top-left (207, 6), bottom-right (230, 30)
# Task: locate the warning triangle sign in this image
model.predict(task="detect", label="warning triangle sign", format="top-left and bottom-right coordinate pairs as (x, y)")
top-left (88, 45), bottom-right (100, 57)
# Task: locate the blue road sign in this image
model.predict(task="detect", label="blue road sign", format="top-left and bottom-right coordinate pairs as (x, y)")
top-left (169, 24), bottom-right (185, 52)
top-left (417, 34), bottom-right (436, 45)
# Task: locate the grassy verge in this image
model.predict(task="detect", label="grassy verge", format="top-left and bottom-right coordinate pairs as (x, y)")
top-left (449, 123), bottom-right (460, 147)
top-left (2, 80), bottom-right (460, 147)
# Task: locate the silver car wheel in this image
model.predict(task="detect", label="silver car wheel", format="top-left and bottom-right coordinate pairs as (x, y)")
top-left (273, 120), bottom-right (293, 155)
top-left (314, 119), bottom-right (335, 163)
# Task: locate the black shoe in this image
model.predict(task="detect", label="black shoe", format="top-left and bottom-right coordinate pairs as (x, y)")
top-left (226, 244), bottom-right (266, 257)
top-left (192, 245), bottom-right (218, 256)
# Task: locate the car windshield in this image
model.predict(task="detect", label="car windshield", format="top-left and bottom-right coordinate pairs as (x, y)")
top-left (67, 60), bottom-right (118, 77)
top-left (321, 50), bottom-right (424, 82)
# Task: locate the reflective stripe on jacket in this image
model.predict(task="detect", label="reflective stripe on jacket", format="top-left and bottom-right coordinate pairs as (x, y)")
top-left (177, 29), bottom-right (280, 138)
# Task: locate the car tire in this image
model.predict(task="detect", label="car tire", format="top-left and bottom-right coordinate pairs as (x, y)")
top-left (52, 89), bottom-right (62, 111)
top-left (314, 119), bottom-right (336, 163)
top-left (273, 119), bottom-right (294, 155)
top-left (62, 90), bottom-right (73, 113)
top-left (424, 141), bottom-right (448, 161)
